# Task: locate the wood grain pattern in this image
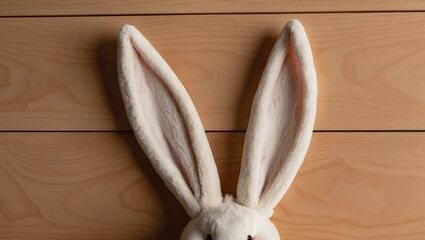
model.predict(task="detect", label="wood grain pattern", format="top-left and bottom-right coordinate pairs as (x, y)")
top-left (1, 1), bottom-right (424, 240)
top-left (0, 132), bottom-right (425, 239)
top-left (0, 0), bottom-right (424, 16)
top-left (1, 14), bottom-right (425, 131)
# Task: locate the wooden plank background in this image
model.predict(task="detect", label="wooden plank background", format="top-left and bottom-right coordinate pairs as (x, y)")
top-left (1, 0), bottom-right (425, 16)
top-left (1, 13), bottom-right (425, 131)
top-left (1, 132), bottom-right (425, 239)
top-left (1, 1), bottom-right (425, 239)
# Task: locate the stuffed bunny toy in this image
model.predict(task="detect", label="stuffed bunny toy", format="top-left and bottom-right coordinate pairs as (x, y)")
top-left (117, 19), bottom-right (317, 240)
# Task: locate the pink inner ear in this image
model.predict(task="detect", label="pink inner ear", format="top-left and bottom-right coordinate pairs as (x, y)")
top-left (129, 41), bottom-right (201, 200)
top-left (258, 42), bottom-right (304, 197)
top-left (119, 25), bottom-right (223, 216)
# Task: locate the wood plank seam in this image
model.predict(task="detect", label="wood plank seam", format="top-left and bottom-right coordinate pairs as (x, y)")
top-left (1, 0), bottom-right (425, 16)
top-left (1, 10), bottom-right (425, 18)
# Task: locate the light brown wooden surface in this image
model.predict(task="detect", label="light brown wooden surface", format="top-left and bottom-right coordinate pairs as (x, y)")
top-left (1, 13), bottom-right (425, 131)
top-left (0, 132), bottom-right (424, 239)
top-left (0, 0), bottom-right (425, 16)
top-left (1, 1), bottom-right (425, 239)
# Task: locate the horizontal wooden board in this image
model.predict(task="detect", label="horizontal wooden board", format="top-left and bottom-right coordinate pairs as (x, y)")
top-left (0, 132), bottom-right (424, 239)
top-left (0, 0), bottom-right (424, 16)
top-left (1, 14), bottom-right (425, 131)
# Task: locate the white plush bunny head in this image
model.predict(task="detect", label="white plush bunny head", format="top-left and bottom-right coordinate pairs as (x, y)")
top-left (181, 195), bottom-right (280, 239)
top-left (118, 19), bottom-right (317, 240)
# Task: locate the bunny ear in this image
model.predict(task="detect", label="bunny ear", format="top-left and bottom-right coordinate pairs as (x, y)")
top-left (118, 25), bottom-right (222, 217)
top-left (237, 20), bottom-right (317, 216)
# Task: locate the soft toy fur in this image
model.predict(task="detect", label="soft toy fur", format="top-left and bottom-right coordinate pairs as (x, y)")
top-left (118, 19), bottom-right (317, 240)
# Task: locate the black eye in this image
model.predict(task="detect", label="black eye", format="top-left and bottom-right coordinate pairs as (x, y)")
top-left (206, 234), bottom-right (213, 240)
top-left (247, 235), bottom-right (253, 240)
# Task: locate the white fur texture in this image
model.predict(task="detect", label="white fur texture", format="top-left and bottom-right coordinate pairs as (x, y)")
top-left (118, 24), bottom-right (223, 217)
top-left (237, 19), bottom-right (317, 217)
top-left (181, 196), bottom-right (279, 240)
top-left (117, 19), bottom-right (317, 239)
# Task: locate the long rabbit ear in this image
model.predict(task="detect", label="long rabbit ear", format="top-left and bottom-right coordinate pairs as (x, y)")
top-left (118, 25), bottom-right (222, 217)
top-left (237, 20), bottom-right (317, 217)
